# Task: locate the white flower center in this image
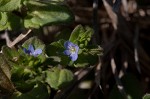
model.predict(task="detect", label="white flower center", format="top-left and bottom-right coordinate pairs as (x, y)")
top-left (70, 47), bottom-right (76, 53)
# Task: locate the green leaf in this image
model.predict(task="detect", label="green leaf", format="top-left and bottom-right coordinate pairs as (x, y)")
top-left (22, 36), bottom-right (46, 61)
top-left (7, 12), bottom-right (23, 30)
top-left (45, 67), bottom-right (74, 90)
top-left (2, 46), bottom-right (33, 87)
top-left (0, 12), bottom-right (8, 30)
top-left (69, 25), bottom-right (93, 47)
top-left (55, 28), bottom-right (71, 41)
top-left (73, 45), bottom-right (102, 67)
top-left (0, 12), bottom-right (7, 25)
top-left (50, 0), bottom-right (65, 3)
top-left (0, 0), bottom-right (22, 12)
top-left (2, 46), bottom-right (19, 59)
top-left (22, 37), bottom-right (45, 51)
top-left (69, 25), bottom-right (84, 44)
top-left (85, 45), bottom-right (103, 56)
top-left (24, 16), bottom-right (39, 28)
top-left (46, 39), bottom-right (70, 65)
top-left (14, 80), bottom-right (36, 93)
top-left (2, 46), bottom-right (20, 64)
top-left (74, 52), bottom-right (97, 67)
top-left (0, 12), bottom-right (23, 31)
top-left (12, 83), bottom-right (50, 99)
top-left (46, 39), bottom-right (65, 56)
top-left (2, 46), bottom-right (35, 79)
top-left (24, 1), bottom-right (74, 28)
top-left (143, 94), bottom-right (150, 99)
top-left (0, 54), bottom-right (15, 95)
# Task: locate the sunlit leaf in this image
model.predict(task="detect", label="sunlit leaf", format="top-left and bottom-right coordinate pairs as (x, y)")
top-left (0, 12), bottom-right (8, 30)
top-left (24, 1), bottom-right (74, 28)
top-left (69, 25), bottom-right (84, 44)
top-left (45, 67), bottom-right (74, 90)
top-left (143, 94), bottom-right (150, 99)
top-left (0, 0), bottom-right (22, 11)
top-left (0, 12), bottom-right (23, 31)
top-left (69, 25), bottom-right (93, 47)
top-left (0, 12), bottom-right (7, 25)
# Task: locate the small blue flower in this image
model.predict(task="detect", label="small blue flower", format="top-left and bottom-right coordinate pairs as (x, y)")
top-left (63, 41), bottom-right (79, 61)
top-left (23, 44), bottom-right (42, 57)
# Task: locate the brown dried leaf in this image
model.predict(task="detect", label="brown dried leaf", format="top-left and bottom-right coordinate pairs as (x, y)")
top-left (102, 0), bottom-right (118, 30)
top-left (0, 54), bottom-right (15, 95)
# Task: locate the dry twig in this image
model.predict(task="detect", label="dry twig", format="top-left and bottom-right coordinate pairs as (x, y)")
top-left (102, 0), bottom-right (118, 30)
top-left (134, 24), bottom-right (141, 73)
top-left (92, 0), bottom-right (100, 44)
top-left (111, 57), bottom-right (129, 99)
top-left (9, 29), bottom-right (32, 48)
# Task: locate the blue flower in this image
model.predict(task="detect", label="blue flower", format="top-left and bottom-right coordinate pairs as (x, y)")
top-left (63, 41), bottom-right (79, 61)
top-left (23, 44), bottom-right (42, 57)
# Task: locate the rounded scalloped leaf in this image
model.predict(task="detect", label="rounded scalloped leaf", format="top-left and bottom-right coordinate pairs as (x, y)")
top-left (45, 67), bottom-right (74, 90)
top-left (11, 83), bottom-right (50, 99)
top-left (22, 37), bottom-right (46, 63)
top-left (0, 12), bottom-right (23, 31)
top-left (0, 0), bottom-right (22, 12)
top-left (69, 25), bottom-right (93, 47)
top-left (24, 1), bottom-right (74, 28)
top-left (143, 94), bottom-right (150, 99)
top-left (22, 37), bottom-right (45, 52)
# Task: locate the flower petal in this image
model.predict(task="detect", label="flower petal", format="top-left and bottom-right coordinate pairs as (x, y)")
top-left (23, 48), bottom-right (30, 54)
top-left (70, 53), bottom-right (78, 61)
top-left (63, 50), bottom-right (71, 56)
top-left (28, 44), bottom-right (34, 53)
top-left (64, 41), bottom-right (74, 49)
top-left (64, 41), bottom-right (79, 61)
top-left (33, 49), bottom-right (42, 57)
